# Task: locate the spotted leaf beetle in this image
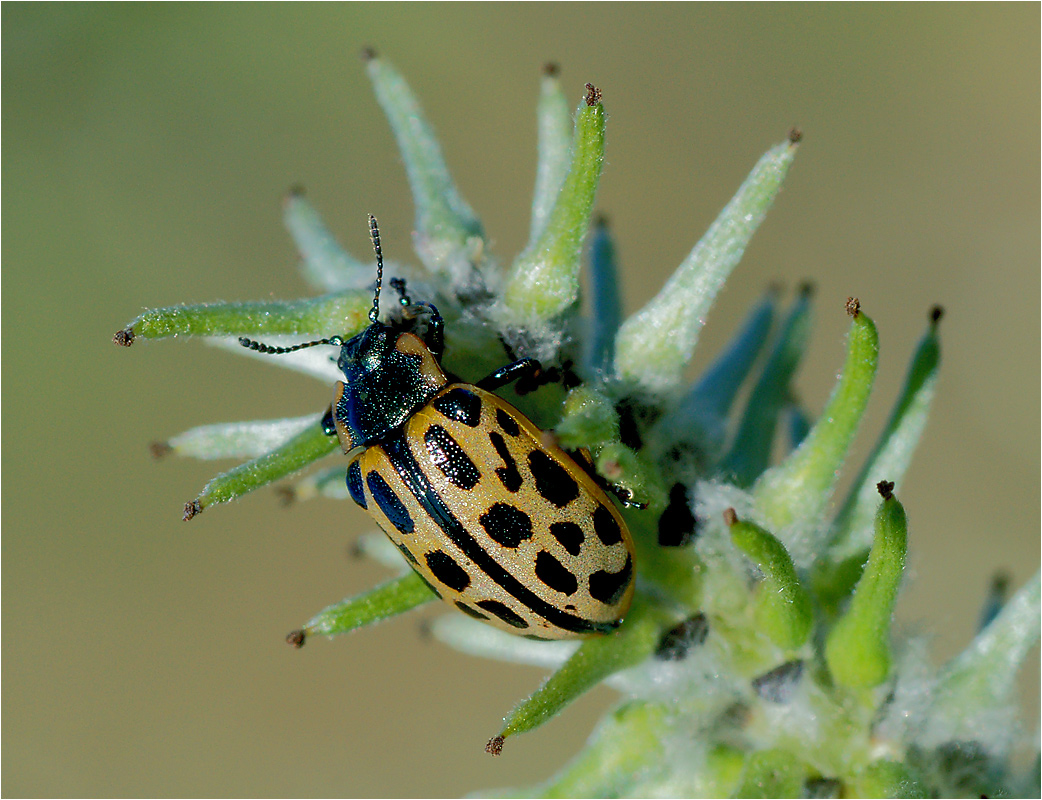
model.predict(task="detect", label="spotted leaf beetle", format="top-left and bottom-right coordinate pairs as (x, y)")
top-left (240, 216), bottom-right (636, 639)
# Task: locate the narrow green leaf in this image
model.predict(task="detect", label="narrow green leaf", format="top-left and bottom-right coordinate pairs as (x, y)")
top-left (929, 571), bottom-right (1040, 737)
top-left (786, 401), bottom-right (812, 451)
top-left (824, 483), bottom-right (906, 689)
top-left (283, 188), bottom-right (370, 291)
top-left (671, 286), bottom-right (778, 458)
top-left (700, 745), bottom-right (746, 798)
top-left (613, 133), bottom-right (800, 394)
top-left (852, 760), bottom-right (926, 799)
top-left (828, 307), bottom-right (942, 560)
top-left (292, 572), bottom-right (436, 644)
top-left (529, 63), bottom-right (573, 245)
top-left (536, 701), bottom-right (668, 797)
top-left (719, 286), bottom-right (813, 486)
top-left (183, 418), bottom-right (339, 520)
top-left (501, 84), bottom-right (606, 323)
top-left (112, 290), bottom-right (372, 345)
top-left (736, 748), bottom-right (809, 799)
top-left (487, 595), bottom-right (667, 754)
top-left (582, 217), bottom-right (623, 377)
top-left (555, 384), bottom-right (621, 446)
top-left (754, 300), bottom-right (879, 548)
top-left (726, 509), bottom-right (813, 650)
top-left (157, 416), bottom-right (315, 461)
top-left (977, 570), bottom-right (1011, 632)
top-left (364, 50), bottom-right (484, 279)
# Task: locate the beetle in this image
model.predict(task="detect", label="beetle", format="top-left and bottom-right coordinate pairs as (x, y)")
top-left (240, 215), bottom-right (636, 639)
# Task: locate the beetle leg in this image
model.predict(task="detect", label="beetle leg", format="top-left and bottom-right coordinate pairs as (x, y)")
top-left (476, 358), bottom-right (543, 392)
top-left (389, 276), bottom-right (411, 306)
top-left (320, 405), bottom-right (337, 436)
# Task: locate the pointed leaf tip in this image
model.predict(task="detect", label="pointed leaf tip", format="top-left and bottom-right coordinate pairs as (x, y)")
top-left (302, 572), bottom-right (437, 639)
top-left (753, 301), bottom-right (879, 542)
top-left (365, 54), bottom-right (484, 282)
top-left (825, 490), bottom-right (907, 688)
top-left (485, 736), bottom-right (505, 756)
top-left (501, 84), bottom-right (606, 324)
top-left (614, 137), bottom-right (798, 394)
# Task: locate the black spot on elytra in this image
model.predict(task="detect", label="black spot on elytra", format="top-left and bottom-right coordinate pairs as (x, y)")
top-left (592, 504), bottom-right (622, 546)
top-left (489, 431), bottom-right (522, 492)
top-left (425, 550), bottom-right (471, 593)
top-left (366, 471), bottom-right (413, 533)
top-left (432, 388), bottom-right (481, 427)
top-left (496, 408), bottom-right (521, 437)
top-left (455, 601), bottom-right (488, 620)
top-left (589, 554), bottom-right (633, 605)
top-left (346, 460), bottom-right (366, 508)
top-left (424, 425), bottom-right (480, 490)
top-left (535, 551), bottom-right (578, 596)
top-left (549, 521), bottom-right (584, 556)
top-left (479, 503), bottom-right (533, 548)
top-left (655, 613), bottom-right (709, 661)
top-left (658, 482), bottom-right (699, 547)
top-left (476, 599), bottom-right (528, 629)
top-left (528, 451), bottom-right (579, 507)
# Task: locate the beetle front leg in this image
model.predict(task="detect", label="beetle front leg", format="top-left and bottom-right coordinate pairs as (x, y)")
top-left (476, 358), bottom-right (543, 392)
top-left (320, 405), bottom-right (337, 436)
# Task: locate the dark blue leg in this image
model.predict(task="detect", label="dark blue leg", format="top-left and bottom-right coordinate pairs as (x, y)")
top-left (477, 358), bottom-right (543, 391)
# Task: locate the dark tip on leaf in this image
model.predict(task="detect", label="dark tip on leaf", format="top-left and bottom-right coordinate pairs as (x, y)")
top-left (722, 507), bottom-right (738, 527)
top-left (286, 629), bottom-right (306, 648)
top-left (989, 570), bottom-right (1011, 595)
top-left (752, 659), bottom-right (805, 703)
top-left (789, 127), bottom-right (804, 144)
top-left (655, 613), bottom-right (710, 660)
top-left (584, 83), bottom-right (602, 106)
top-left (360, 45), bottom-right (377, 62)
top-left (149, 441), bottom-right (172, 459)
top-left (803, 777), bottom-right (843, 799)
top-left (930, 304), bottom-right (945, 324)
top-left (274, 486), bottom-right (296, 506)
top-left (183, 500), bottom-right (202, 521)
top-left (594, 212), bottom-right (610, 228)
top-left (798, 281), bottom-right (816, 298)
top-left (876, 480), bottom-right (895, 500)
top-left (543, 62), bottom-right (559, 77)
top-left (845, 296), bottom-right (861, 318)
top-left (486, 735), bottom-right (505, 756)
top-left (658, 483), bottom-right (699, 546)
top-left (113, 328), bottom-right (134, 347)
top-left (286, 184), bottom-right (306, 200)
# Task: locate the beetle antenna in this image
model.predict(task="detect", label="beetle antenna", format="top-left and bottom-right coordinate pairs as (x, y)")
top-left (368, 213), bottom-right (383, 323)
top-left (238, 336), bottom-right (344, 355)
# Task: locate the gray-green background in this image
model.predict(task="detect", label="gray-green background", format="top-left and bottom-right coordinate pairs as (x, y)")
top-left (5, 4), bottom-right (1038, 796)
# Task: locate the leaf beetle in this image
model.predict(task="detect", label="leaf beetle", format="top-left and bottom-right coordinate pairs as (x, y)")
top-left (240, 216), bottom-right (636, 639)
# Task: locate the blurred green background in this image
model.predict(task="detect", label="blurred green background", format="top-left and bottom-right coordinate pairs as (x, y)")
top-left (4, 4), bottom-right (1038, 796)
